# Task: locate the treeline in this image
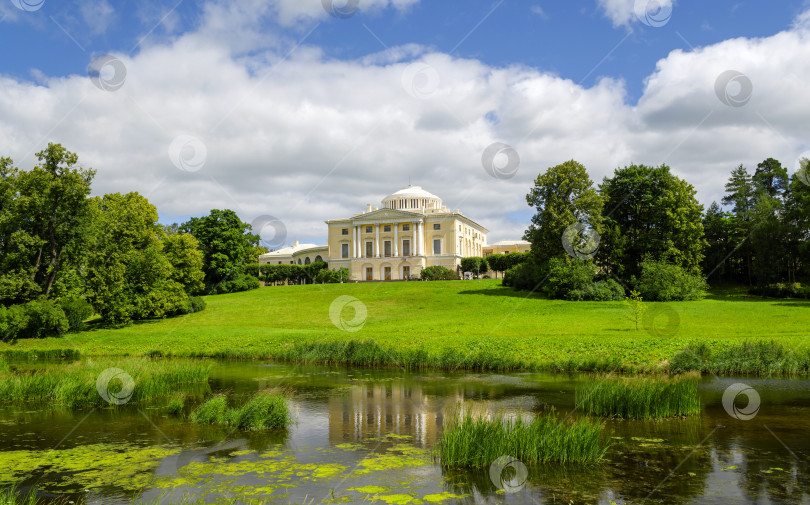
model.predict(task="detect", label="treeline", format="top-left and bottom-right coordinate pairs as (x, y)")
top-left (246, 262), bottom-right (350, 285)
top-left (0, 144), bottom-right (264, 339)
top-left (506, 157), bottom-right (810, 301)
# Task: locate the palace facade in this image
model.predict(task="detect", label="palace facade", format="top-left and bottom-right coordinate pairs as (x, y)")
top-left (260, 186), bottom-right (489, 281)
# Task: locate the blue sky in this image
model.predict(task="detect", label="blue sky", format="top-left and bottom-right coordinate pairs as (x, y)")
top-left (2, 0), bottom-right (810, 244)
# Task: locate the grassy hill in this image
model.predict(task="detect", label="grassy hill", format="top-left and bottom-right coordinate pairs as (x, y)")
top-left (2, 280), bottom-right (809, 373)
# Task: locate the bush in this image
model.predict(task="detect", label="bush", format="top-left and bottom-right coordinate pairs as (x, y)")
top-left (1, 300), bottom-right (69, 340)
top-left (314, 268), bottom-right (349, 284)
top-left (542, 258), bottom-right (597, 299)
top-left (502, 262), bottom-right (543, 291)
top-left (188, 296), bottom-right (206, 313)
top-left (212, 273), bottom-right (260, 294)
top-left (636, 260), bottom-right (707, 301)
top-left (669, 349), bottom-right (702, 374)
top-left (569, 279), bottom-right (625, 301)
top-left (420, 266), bottom-right (458, 281)
top-left (749, 283), bottom-right (810, 299)
top-left (59, 297), bottom-right (94, 332)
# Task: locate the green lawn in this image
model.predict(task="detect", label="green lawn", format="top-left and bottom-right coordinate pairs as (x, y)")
top-left (2, 280), bottom-right (809, 372)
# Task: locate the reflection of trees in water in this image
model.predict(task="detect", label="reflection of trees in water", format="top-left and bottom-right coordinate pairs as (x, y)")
top-left (738, 448), bottom-right (809, 504)
top-left (440, 463), bottom-right (608, 504)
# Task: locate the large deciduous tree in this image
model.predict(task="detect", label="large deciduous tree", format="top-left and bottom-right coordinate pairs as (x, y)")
top-left (598, 164), bottom-right (706, 282)
top-left (524, 160), bottom-right (604, 266)
top-left (181, 209), bottom-right (259, 291)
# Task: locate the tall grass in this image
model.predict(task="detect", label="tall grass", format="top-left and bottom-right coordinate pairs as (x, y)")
top-left (0, 356), bottom-right (8, 372)
top-left (438, 410), bottom-right (607, 468)
top-left (0, 349), bottom-right (81, 362)
top-left (576, 373), bottom-right (701, 419)
top-left (0, 359), bottom-right (211, 407)
top-left (190, 391), bottom-right (290, 430)
top-left (670, 340), bottom-right (810, 375)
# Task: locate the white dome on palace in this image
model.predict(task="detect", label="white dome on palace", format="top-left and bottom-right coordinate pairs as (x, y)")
top-left (382, 185), bottom-right (442, 211)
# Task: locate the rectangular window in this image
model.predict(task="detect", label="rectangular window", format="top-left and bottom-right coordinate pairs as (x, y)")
top-left (341, 243), bottom-right (349, 259)
top-left (433, 224), bottom-right (440, 230)
top-left (384, 241), bottom-right (392, 257)
top-left (384, 225), bottom-right (391, 232)
top-left (433, 239), bottom-right (441, 255)
top-left (402, 239), bottom-right (410, 256)
top-left (403, 224), bottom-right (410, 231)
top-left (365, 226), bottom-right (372, 233)
top-left (341, 228), bottom-right (348, 235)
top-left (366, 241), bottom-right (373, 257)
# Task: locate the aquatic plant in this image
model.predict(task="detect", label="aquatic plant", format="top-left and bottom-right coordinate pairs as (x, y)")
top-left (0, 359), bottom-right (210, 407)
top-left (167, 392), bottom-right (186, 415)
top-left (438, 410), bottom-right (607, 467)
top-left (670, 340), bottom-right (810, 375)
top-left (190, 391), bottom-right (290, 430)
top-left (576, 373), bottom-right (701, 419)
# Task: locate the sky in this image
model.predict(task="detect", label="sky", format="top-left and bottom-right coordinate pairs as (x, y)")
top-left (1, 0), bottom-right (810, 247)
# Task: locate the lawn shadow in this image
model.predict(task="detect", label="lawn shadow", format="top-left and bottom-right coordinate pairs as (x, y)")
top-left (457, 287), bottom-right (546, 299)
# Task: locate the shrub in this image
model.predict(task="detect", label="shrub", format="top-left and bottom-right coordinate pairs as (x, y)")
top-left (59, 297), bottom-right (94, 332)
top-left (669, 349), bottom-right (703, 374)
top-left (3, 300), bottom-right (70, 340)
top-left (212, 274), bottom-right (260, 294)
top-left (420, 266), bottom-right (457, 281)
top-left (314, 267), bottom-right (350, 284)
top-left (749, 283), bottom-right (810, 299)
top-left (635, 259), bottom-right (707, 301)
top-left (569, 279), bottom-right (625, 301)
top-left (502, 262), bottom-right (543, 291)
top-left (188, 296), bottom-right (206, 313)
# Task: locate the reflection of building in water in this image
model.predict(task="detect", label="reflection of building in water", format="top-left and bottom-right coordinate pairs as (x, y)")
top-left (328, 381), bottom-right (465, 446)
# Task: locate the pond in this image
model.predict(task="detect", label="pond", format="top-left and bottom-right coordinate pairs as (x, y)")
top-left (1, 360), bottom-right (808, 504)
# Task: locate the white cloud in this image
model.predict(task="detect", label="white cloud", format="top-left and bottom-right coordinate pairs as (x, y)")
top-left (2, 4), bottom-right (810, 246)
top-left (597, 0), bottom-right (675, 28)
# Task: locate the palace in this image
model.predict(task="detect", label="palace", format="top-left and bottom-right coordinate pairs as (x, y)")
top-left (259, 185), bottom-right (494, 281)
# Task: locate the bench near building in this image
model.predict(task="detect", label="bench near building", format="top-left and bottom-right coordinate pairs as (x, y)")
top-left (259, 186), bottom-right (490, 281)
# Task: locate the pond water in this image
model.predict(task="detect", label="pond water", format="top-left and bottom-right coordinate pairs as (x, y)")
top-left (1, 360), bottom-right (809, 504)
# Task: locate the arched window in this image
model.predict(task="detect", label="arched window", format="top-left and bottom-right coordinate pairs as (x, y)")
top-left (297, 258), bottom-right (302, 265)
top-left (315, 255), bottom-right (323, 262)
top-left (304, 257), bottom-right (311, 265)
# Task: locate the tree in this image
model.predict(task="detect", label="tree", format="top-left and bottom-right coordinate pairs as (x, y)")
top-left (85, 193), bottom-right (188, 324)
top-left (460, 257), bottom-right (487, 277)
top-left (163, 233), bottom-right (205, 295)
top-left (524, 160), bottom-right (605, 266)
top-left (753, 157), bottom-right (789, 201)
top-left (485, 254), bottom-right (507, 278)
top-left (181, 209), bottom-right (259, 291)
top-left (599, 164), bottom-right (706, 282)
top-left (701, 202), bottom-right (734, 283)
top-left (623, 291), bottom-right (647, 331)
top-left (0, 145), bottom-right (94, 304)
top-left (721, 165), bottom-right (756, 284)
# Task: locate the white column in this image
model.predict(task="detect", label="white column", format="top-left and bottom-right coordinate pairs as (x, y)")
top-left (375, 224), bottom-right (380, 258)
top-left (353, 226), bottom-right (358, 258)
top-left (416, 222), bottom-right (422, 256)
top-left (393, 223), bottom-right (398, 257)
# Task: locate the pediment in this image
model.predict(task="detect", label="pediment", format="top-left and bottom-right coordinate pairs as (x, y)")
top-left (353, 209), bottom-right (421, 221)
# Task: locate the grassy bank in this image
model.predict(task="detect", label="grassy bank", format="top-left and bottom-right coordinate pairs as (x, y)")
top-left (576, 373), bottom-right (702, 419)
top-left (438, 411), bottom-right (607, 467)
top-left (0, 281), bottom-right (808, 374)
top-left (0, 359), bottom-right (211, 407)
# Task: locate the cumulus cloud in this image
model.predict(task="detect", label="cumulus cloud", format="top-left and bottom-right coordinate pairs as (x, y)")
top-left (598, 0), bottom-right (675, 28)
top-left (1, 3), bottom-right (809, 246)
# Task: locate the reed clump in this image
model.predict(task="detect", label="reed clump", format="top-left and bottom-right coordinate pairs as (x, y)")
top-left (576, 372), bottom-right (701, 419)
top-left (0, 359), bottom-right (211, 407)
top-left (438, 410), bottom-right (607, 468)
top-left (190, 391), bottom-right (290, 430)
